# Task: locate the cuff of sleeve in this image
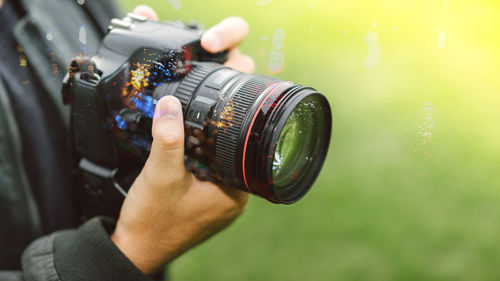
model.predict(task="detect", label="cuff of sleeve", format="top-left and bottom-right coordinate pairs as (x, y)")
top-left (53, 216), bottom-right (155, 281)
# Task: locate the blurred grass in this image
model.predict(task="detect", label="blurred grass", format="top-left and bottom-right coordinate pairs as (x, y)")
top-left (121, 0), bottom-right (500, 280)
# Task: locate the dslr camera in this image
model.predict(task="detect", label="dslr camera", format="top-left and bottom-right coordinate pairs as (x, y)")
top-left (62, 14), bottom-right (332, 217)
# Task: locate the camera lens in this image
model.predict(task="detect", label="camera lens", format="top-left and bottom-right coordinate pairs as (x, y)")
top-left (166, 62), bottom-right (332, 204)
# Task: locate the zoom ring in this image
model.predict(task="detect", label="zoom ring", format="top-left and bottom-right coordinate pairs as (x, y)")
top-left (174, 63), bottom-right (220, 111)
top-left (215, 76), bottom-right (278, 189)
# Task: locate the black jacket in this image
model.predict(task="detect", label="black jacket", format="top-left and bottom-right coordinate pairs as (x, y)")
top-left (0, 0), bottom-right (161, 279)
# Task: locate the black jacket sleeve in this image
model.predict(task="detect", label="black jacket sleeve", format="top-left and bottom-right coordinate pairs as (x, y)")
top-left (0, 217), bottom-right (156, 281)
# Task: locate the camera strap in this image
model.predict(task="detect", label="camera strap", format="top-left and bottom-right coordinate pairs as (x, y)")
top-left (74, 156), bottom-right (130, 220)
top-left (79, 158), bottom-right (127, 197)
top-left (63, 58), bottom-right (129, 219)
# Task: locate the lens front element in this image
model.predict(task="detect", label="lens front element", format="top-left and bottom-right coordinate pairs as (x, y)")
top-left (272, 106), bottom-right (304, 186)
top-left (271, 95), bottom-right (330, 201)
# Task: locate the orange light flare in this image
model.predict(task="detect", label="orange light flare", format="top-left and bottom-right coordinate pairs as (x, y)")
top-left (217, 101), bottom-right (236, 131)
top-left (120, 63), bottom-right (152, 108)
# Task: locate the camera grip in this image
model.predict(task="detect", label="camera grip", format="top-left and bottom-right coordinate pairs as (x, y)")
top-left (197, 44), bottom-right (229, 64)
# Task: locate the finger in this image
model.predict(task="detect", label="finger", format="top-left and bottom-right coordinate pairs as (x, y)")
top-left (145, 96), bottom-right (185, 181)
top-left (201, 16), bottom-right (249, 53)
top-left (220, 185), bottom-right (250, 207)
top-left (133, 5), bottom-right (158, 21)
top-left (224, 49), bottom-right (255, 73)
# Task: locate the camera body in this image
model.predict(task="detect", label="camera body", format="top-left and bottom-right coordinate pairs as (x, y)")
top-left (63, 15), bottom-right (231, 218)
top-left (63, 14), bottom-right (228, 163)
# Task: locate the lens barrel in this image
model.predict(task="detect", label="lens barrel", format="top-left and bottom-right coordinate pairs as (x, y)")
top-left (157, 62), bottom-right (331, 204)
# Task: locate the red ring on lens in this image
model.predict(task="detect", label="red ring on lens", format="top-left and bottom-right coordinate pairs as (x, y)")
top-left (241, 82), bottom-right (287, 192)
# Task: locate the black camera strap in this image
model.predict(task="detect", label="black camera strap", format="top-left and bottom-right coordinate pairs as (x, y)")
top-left (75, 156), bottom-right (130, 220)
top-left (79, 158), bottom-right (127, 197)
top-left (63, 58), bottom-right (128, 220)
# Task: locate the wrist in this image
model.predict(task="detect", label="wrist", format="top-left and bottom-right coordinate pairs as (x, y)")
top-left (111, 222), bottom-right (166, 275)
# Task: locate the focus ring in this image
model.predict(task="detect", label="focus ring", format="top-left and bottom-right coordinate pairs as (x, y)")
top-left (174, 63), bottom-right (220, 111)
top-left (215, 76), bottom-right (278, 189)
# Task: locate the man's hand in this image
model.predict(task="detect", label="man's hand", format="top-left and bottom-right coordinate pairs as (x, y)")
top-left (110, 6), bottom-right (253, 275)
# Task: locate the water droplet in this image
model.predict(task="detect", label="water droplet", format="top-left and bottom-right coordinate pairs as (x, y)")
top-left (364, 32), bottom-right (380, 69)
top-left (257, 0), bottom-right (273, 7)
top-left (168, 0), bottom-right (182, 10)
top-left (438, 30), bottom-right (446, 48)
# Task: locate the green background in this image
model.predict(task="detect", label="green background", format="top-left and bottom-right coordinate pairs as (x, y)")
top-left (121, 1), bottom-right (500, 280)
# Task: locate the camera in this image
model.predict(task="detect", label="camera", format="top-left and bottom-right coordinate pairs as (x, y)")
top-left (62, 14), bottom-right (332, 212)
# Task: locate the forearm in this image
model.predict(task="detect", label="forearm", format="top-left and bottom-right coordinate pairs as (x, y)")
top-left (16, 217), bottom-right (155, 281)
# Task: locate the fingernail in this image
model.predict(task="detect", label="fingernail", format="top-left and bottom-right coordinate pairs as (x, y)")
top-left (160, 97), bottom-right (181, 118)
top-left (203, 31), bottom-right (221, 52)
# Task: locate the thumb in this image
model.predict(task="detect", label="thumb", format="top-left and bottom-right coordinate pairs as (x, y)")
top-left (143, 96), bottom-right (186, 184)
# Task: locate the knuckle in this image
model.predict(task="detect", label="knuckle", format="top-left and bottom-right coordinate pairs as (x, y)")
top-left (224, 54), bottom-right (255, 73)
top-left (228, 204), bottom-right (246, 219)
top-left (154, 129), bottom-right (184, 149)
top-left (227, 16), bottom-right (249, 32)
top-left (244, 56), bottom-right (255, 73)
top-left (140, 166), bottom-right (188, 191)
top-left (164, 172), bottom-right (191, 189)
top-left (227, 195), bottom-right (249, 216)
top-left (132, 5), bottom-right (157, 20)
